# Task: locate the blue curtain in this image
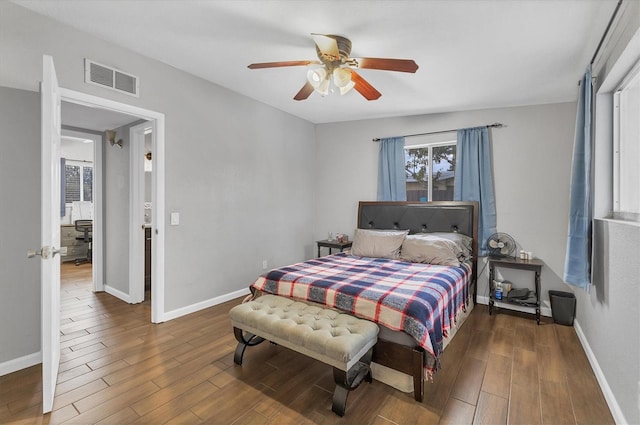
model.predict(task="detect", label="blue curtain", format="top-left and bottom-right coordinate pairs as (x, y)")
top-left (454, 127), bottom-right (497, 256)
top-left (564, 65), bottom-right (592, 290)
top-left (377, 137), bottom-right (407, 201)
top-left (60, 157), bottom-right (66, 217)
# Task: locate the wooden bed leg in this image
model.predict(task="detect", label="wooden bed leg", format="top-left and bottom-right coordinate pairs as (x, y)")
top-left (413, 348), bottom-right (424, 402)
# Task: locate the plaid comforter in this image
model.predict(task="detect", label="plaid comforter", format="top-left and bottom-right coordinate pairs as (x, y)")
top-left (251, 253), bottom-right (471, 365)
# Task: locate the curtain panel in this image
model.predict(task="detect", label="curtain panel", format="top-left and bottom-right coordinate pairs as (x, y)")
top-left (454, 127), bottom-right (497, 256)
top-left (377, 136), bottom-right (407, 201)
top-left (564, 65), bottom-right (592, 290)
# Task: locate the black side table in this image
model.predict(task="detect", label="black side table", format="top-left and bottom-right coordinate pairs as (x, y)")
top-left (316, 240), bottom-right (353, 257)
top-left (488, 256), bottom-right (544, 324)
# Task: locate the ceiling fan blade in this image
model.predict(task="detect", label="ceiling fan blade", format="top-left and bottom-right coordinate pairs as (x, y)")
top-left (248, 60), bottom-right (320, 69)
top-left (311, 34), bottom-right (340, 62)
top-left (350, 71), bottom-right (382, 101)
top-left (355, 58), bottom-right (419, 73)
top-left (293, 81), bottom-right (314, 101)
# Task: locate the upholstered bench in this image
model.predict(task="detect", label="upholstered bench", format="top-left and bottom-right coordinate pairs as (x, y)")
top-left (229, 294), bottom-right (379, 416)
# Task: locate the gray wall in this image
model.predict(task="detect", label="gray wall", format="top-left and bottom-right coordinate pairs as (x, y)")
top-left (0, 87), bottom-right (41, 365)
top-left (590, 219), bottom-right (640, 424)
top-left (103, 123), bottom-right (135, 294)
top-left (0, 1), bottom-right (315, 364)
top-left (313, 102), bottom-right (577, 306)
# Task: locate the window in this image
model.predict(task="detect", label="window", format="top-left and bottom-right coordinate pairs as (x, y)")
top-left (613, 62), bottom-right (640, 221)
top-left (404, 141), bottom-right (456, 202)
top-left (65, 161), bottom-right (93, 203)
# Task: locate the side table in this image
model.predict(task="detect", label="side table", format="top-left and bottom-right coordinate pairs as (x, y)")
top-left (488, 256), bottom-right (544, 324)
top-left (316, 240), bottom-right (353, 257)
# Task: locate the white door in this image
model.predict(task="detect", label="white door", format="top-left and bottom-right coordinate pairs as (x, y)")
top-left (40, 54), bottom-right (62, 414)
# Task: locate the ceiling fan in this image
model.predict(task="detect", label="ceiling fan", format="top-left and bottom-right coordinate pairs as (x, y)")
top-left (248, 34), bottom-right (419, 101)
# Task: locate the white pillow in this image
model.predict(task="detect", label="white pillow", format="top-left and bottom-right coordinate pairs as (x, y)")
top-left (351, 229), bottom-right (409, 259)
top-left (400, 234), bottom-right (461, 266)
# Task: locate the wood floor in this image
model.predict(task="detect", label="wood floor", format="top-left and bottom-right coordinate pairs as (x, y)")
top-left (1, 263), bottom-right (614, 424)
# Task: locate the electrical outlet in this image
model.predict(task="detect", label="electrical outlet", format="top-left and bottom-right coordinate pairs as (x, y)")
top-left (262, 260), bottom-right (268, 270)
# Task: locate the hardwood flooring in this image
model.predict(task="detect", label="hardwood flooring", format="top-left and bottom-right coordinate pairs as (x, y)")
top-left (0, 263), bottom-right (614, 424)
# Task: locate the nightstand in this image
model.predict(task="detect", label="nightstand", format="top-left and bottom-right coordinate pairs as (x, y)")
top-left (316, 240), bottom-right (353, 257)
top-left (488, 256), bottom-right (544, 324)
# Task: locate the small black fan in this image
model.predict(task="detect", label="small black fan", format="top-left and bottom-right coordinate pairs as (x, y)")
top-left (486, 233), bottom-right (516, 258)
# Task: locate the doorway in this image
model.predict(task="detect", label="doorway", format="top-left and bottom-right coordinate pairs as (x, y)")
top-left (59, 127), bottom-right (101, 291)
top-left (58, 88), bottom-right (166, 324)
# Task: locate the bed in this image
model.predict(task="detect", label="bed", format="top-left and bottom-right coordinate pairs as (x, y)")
top-left (250, 201), bottom-right (478, 402)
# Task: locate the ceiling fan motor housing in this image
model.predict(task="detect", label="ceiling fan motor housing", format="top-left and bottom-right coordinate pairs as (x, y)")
top-left (316, 35), bottom-right (352, 65)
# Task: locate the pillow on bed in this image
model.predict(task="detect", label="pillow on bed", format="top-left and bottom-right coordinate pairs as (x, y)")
top-left (400, 234), bottom-right (462, 266)
top-left (428, 232), bottom-right (473, 261)
top-left (351, 229), bottom-right (409, 259)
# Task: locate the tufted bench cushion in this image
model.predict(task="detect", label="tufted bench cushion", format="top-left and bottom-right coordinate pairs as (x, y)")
top-left (229, 294), bottom-right (379, 371)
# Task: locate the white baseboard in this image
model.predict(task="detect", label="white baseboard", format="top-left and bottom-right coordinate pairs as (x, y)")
top-left (163, 287), bottom-right (250, 322)
top-left (104, 284), bottom-right (134, 303)
top-left (477, 295), bottom-right (552, 317)
top-left (573, 319), bottom-right (626, 425)
top-left (0, 351), bottom-right (41, 377)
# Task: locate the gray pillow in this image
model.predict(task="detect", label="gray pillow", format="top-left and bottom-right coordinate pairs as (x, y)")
top-left (400, 234), bottom-right (461, 266)
top-left (351, 229), bottom-right (409, 259)
top-left (428, 232), bottom-right (473, 261)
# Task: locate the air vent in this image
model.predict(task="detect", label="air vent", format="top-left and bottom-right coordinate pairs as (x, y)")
top-left (85, 59), bottom-right (139, 97)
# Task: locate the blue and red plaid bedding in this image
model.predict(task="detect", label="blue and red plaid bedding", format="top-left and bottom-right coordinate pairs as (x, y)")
top-left (251, 252), bottom-right (471, 367)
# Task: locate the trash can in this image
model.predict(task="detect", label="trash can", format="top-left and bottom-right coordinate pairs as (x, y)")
top-left (549, 290), bottom-right (576, 326)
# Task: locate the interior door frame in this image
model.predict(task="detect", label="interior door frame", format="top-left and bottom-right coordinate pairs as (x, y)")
top-left (60, 128), bottom-right (103, 292)
top-left (58, 87), bottom-right (166, 323)
top-left (129, 122), bottom-right (151, 303)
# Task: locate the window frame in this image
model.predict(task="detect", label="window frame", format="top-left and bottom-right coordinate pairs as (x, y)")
top-left (404, 140), bottom-right (456, 202)
top-left (612, 60), bottom-right (640, 221)
top-left (64, 159), bottom-right (94, 205)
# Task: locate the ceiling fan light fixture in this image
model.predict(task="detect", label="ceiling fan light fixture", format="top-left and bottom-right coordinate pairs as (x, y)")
top-left (317, 78), bottom-right (330, 96)
top-left (339, 80), bottom-right (355, 95)
top-left (307, 68), bottom-right (330, 96)
top-left (307, 68), bottom-right (326, 87)
top-left (332, 67), bottom-right (352, 88)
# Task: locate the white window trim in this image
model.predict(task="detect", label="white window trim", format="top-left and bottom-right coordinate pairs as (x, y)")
top-left (612, 60), bottom-right (640, 221)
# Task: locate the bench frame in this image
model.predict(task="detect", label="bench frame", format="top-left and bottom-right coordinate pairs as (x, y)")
top-left (233, 327), bottom-right (373, 416)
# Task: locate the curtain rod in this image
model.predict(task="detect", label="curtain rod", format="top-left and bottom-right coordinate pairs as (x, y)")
top-left (371, 122), bottom-right (505, 142)
top-left (591, 0), bottom-right (623, 65)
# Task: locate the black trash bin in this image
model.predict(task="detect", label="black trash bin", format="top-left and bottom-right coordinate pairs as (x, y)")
top-left (549, 290), bottom-right (576, 326)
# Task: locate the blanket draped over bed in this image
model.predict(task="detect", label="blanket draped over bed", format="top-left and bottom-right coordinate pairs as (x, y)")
top-left (251, 252), bottom-right (471, 372)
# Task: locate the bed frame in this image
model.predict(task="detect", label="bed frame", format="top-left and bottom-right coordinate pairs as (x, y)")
top-left (357, 201), bottom-right (478, 402)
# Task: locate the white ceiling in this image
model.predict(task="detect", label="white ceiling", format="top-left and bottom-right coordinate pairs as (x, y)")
top-left (16, 0), bottom-right (618, 124)
top-left (61, 101), bottom-right (141, 131)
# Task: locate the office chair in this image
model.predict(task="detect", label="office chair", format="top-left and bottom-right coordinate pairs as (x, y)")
top-left (74, 219), bottom-right (93, 266)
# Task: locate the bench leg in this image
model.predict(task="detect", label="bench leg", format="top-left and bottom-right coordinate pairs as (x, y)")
top-left (331, 348), bottom-right (374, 417)
top-left (233, 327), bottom-right (265, 365)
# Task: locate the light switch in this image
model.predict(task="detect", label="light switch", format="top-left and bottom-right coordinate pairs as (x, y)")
top-left (170, 212), bottom-right (180, 225)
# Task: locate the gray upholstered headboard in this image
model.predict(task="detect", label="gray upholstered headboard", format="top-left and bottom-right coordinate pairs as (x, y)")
top-left (357, 201), bottom-right (479, 303)
top-left (357, 201), bottom-right (476, 237)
